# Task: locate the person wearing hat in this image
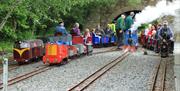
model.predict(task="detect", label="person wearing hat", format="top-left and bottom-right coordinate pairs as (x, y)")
top-left (55, 21), bottom-right (68, 36)
top-left (158, 20), bottom-right (174, 53)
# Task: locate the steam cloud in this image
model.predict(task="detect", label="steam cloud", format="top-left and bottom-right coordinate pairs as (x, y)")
top-left (132, 0), bottom-right (180, 30)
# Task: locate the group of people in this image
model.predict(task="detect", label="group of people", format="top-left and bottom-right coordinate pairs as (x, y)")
top-left (115, 12), bottom-right (135, 49)
top-left (91, 24), bottom-right (115, 42)
top-left (114, 11), bottom-right (174, 53)
top-left (54, 12), bottom-right (174, 53)
top-left (53, 12), bottom-right (142, 49)
top-left (141, 21), bottom-right (174, 53)
top-left (54, 21), bottom-right (116, 44)
top-left (54, 21), bottom-right (91, 44)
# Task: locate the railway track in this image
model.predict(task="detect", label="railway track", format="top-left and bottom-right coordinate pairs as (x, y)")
top-left (68, 51), bottom-right (129, 91)
top-left (0, 66), bottom-right (18, 74)
top-left (0, 47), bottom-right (119, 89)
top-left (0, 66), bottom-right (51, 89)
top-left (0, 48), bottom-right (116, 74)
top-left (149, 58), bottom-right (167, 91)
top-left (93, 47), bottom-right (117, 55)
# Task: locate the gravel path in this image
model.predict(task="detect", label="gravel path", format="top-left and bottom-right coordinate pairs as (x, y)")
top-left (164, 57), bottom-right (175, 91)
top-left (2, 50), bottom-right (123, 91)
top-left (85, 51), bottom-right (160, 91)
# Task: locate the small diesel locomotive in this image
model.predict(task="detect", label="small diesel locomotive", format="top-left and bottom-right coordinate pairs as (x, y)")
top-left (43, 35), bottom-right (93, 65)
top-left (13, 39), bottom-right (44, 64)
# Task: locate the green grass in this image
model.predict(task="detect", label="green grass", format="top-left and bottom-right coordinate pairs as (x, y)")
top-left (0, 41), bottom-right (13, 63)
top-left (0, 41), bottom-right (13, 53)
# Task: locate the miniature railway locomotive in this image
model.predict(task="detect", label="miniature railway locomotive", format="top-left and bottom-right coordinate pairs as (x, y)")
top-left (13, 39), bottom-right (44, 64)
top-left (43, 35), bottom-right (93, 65)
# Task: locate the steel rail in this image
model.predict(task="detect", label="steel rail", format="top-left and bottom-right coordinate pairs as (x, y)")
top-left (68, 51), bottom-right (129, 91)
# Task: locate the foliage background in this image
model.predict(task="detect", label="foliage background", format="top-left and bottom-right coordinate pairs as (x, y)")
top-left (0, 0), bottom-right (140, 52)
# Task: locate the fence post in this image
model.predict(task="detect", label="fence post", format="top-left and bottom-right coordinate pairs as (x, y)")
top-left (3, 57), bottom-right (8, 91)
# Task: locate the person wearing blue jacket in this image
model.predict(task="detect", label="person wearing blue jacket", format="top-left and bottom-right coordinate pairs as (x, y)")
top-left (55, 21), bottom-right (68, 36)
top-left (158, 21), bottom-right (174, 53)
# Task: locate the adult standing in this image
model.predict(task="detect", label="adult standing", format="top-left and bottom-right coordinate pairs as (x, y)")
top-left (116, 14), bottom-right (126, 49)
top-left (124, 12), bottom-right (135, 46)
top-left (125, 12), bottom-right (135, 30)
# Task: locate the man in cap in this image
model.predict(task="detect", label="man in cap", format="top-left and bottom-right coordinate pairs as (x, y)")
top-left (158, 20), bottom-right (174, 53)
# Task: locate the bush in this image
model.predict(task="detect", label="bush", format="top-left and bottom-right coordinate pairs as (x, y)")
top-left (0, 41), bottom-right (13, 53)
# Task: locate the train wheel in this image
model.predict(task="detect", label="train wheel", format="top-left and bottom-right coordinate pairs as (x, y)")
top-left (49, 64), bottom-right (54, 66)
top-left (38, 56), bottom-right (43, 61)
top-left (144, 51), bottom-right (148, 55)
top-left (61, 58), bottom-right (69, 65)
top-left (18, 62), bottom-right (24, 65)
top-left (88, 52), bottom-right (93, 56)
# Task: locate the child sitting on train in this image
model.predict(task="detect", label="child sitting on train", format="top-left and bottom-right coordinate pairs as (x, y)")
top-left (92, 28), bottom-right (101, 38)
top-left (84, 28), bottom-right (92, 44)
top-left (92, 28), bottom-right (101, 43)
top-left (95, 24), bottom-right (105, 36)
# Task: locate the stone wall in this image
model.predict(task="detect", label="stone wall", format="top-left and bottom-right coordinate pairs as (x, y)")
top-left (84, 0), bottom-right (158, 29)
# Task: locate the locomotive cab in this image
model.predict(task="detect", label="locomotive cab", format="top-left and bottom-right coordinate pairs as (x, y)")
top-left (14, 41), bottom-right (30, 48)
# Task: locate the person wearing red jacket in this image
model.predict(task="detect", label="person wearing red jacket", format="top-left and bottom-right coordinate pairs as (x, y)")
top-left (147, 25), bottom-right (156, 49)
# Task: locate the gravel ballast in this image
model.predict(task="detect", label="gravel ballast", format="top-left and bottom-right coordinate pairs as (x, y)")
top-left (85, 51), bottom-right (161, 91)
top-left (93, 46), bottom-right (115, 53)
top-left (164, 57), bottom-right (175, 91)
top-left (3, 50), bottom-right (123, 91)
top-left (0, 48), bottom-right (175, 91)
top-left (0, 47), bottom-right (115, 82)
top-left (0, 61), bottom-right (45, 81)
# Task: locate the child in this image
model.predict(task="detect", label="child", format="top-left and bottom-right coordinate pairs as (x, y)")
top-left (84, 28), bottom-right (91, 44)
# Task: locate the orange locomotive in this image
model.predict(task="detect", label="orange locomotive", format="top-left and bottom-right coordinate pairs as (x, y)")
top-left (43, 43), bottom-right (69, 64)
top-left (43, 34), bottom-right (93, 65)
